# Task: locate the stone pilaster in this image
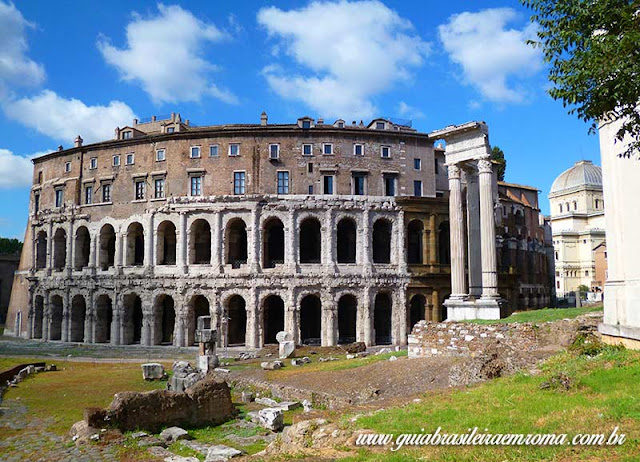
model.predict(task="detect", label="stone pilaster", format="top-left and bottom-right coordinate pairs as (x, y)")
top-left (394, 288), bottom-right (408, 346)
top-left (66, 219), bottom-right (74, 276)
top-left (177, 212), bottom-right (188, 274)
top-left (211, 212), bottom-right (221, 272)
top-left (323, 208), bottom-right (336, 272)
top-left (361, 287), bottom-right (374, 346)
top-left (285, 289), bottom-right (297, 344)
top-left (144, 213), bottom-right (154, 273)
top-left (447, 164), bottom-right (467, 299)
top-left (285, 209), bottom-right (296, 271)
top-left (61, 290), bottom-right (70, 343)
top-left (478, 159), bottom-right (499, 299)
top-left (249, 208), bottom-right (261, 273)
top-left (247, 288), bottom-right (259, 349)
top-left (429, 214), bottom-right (437, 264)
top-left (321, 293), bottom-right (336, 347)
top-left (85, 290), bottom-right (94, 343)
top-left (361, 207), bottom-right (372, 275)
top-left (46, 221), bottom-right (53, 275)
top-left (397, 210), bottom-right (407, 272)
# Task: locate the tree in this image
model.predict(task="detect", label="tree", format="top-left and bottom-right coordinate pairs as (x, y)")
top-left (0, 238), bottom-right (22, 255)
top-left (491, 146), bottom-right (507, 181)
top-left (522, 0), bottom-right (640, 157)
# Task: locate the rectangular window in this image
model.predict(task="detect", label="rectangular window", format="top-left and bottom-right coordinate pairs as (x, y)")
top-left (323, 143), bottom-right (333, 155)
top-left (154, 178), bottom-right (165, 199)
top-left (229, 144), bottom-right (240, 156)
top-left (126, 153), bottom-right (134, 165)
top-left (190, 176), bottom-right (202, 196)
top-left (37, 171), bottom-right (42, 183)
top-left (113, 155), bottom-right (120, 167)
top-left (102, 183), bottom-right (112, 202)
top-left (308, 163), bottom-right (313, 173)
top-left (269, 144), bottom-right (280, 160)
top-left (34, 193), bottom-right (40, 213)
top-left (190, 146), bottom-right (201, 158)
top-left (384, 175), bottom-right (396, 196)
top-left (234, 171), bottom-right (246, 195)
top-left (302, 144), bottom-right (313, 156)
top-left (277, 171), bottom-right (289, 194)
top-left (84, 185), bottom-right (92, 205)
top-left (90, 157), bottom-right (97, 169)
top-left (308, 185), bottom-right (314, 194)
top-left (414, 158), bottom-right (421, 170)
top-left (413, 180), bottom-right (423, 197)
top-left (354, 144), bottom-right (363, 156)
top-left (156, 149), bottom-right (166, 161)
top-left (122, 131), bottom-right (132, 139)
top-left (55, 189), bottom-right (63, 207)
top-left (376, 121), bottom-right (385, 129)
top-left (323, 175), bottom-right (334, 194)
top-left (353, 174), bottom-right (366, 195)
top-left (166, 126), bottom-right (175, 134)
top-left (135, 180), bottom-right (145, 200)
top-left (209, 145), bottom-right (219, 157)
top-left (302, 120), bottom-right (311, 129)
top-left (64, 161), bottom-right (71, 173)
top-left (434, 158), bottom-right (439, 174)
top-left (381, 146), bottom-right (391, 158)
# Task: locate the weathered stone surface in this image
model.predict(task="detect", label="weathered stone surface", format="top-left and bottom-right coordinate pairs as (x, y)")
top-left (165, 456), bottom-right (199, 462)
top-left (255, 397), bottom-right (278, 407)
top-left (241, 391), bottom-right (254, 403)
top-left (388, 355), bottom-right (398, 362)
top-left (147, 446), bottom-right (173, 458)
top-left (344, 342), bottom-right (366, 354)
top-left (278, 340), bottom-right (295, 359)
top-left (275, 401), bottom-right (301, 411)
top-left (302, 400), bottom-right (312, 412)
top-left (160, 426), bottom-right (190, 443)
top-left (248, 408), bottom-right (284, 432)
top-left (69, 420), bottom-right (100, 444)
top-left (92, 375), bottom-right (236, 433)
top-left (141, 363), bottom-right (165, 381)
top-left (204, 444), bottom-right (243, 461)
top-left (84, 407), bottom-right (107, 428)
top-left (275, 331), bottom-right (292, 343)
top-left (260, 361), bottom-right (282, 371)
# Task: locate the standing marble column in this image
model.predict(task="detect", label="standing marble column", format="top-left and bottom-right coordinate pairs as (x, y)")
top-left (466, 169), bottom-right (482, 298)
top-left (478, 159), bottom-right (499, 298)
top-left (394, 288), bottom-right (408, 346)
top-left (447, 164), bottom-right (467, 299)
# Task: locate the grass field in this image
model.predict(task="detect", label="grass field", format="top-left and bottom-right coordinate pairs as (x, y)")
top-left (467, 305), bottom-right (603, 324)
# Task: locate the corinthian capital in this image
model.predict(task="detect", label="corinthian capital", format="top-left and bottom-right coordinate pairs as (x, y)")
top-left (477, 158), bottom-right (493, 174)
top-left (447, 164), bottom-right (461, 180)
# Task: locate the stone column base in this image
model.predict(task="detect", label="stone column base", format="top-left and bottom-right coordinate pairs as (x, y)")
top-left (599, 323), bottom-right (640, 350)
top-left (444, 298), bottom-right (505, 321)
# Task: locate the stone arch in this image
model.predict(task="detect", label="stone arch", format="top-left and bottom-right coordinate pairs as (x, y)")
top-left (122, 293), bottom-right (143, 344)
top-left (190, 219), bottom-right (211, 264)
top-left (337, 294), bottom-right (357, 344)
top-left (36, 230), bottom-right (47, 269)
top-left (95, 294), bottom-right (113, 343)
top-left (374, 292), bottom-right (392, 345)
top-left (407, 220), bottom-right (424, 264)
top-left (126, 222), bottom-right (144, 266)
top-left (33, 295), bottom-right (44, 339)
top-left (336, 217), bottom-right (357, 264)
top-left (70, 294), bottom-right (86, 342)
top-left (52, 228), bottom-right (67, 270)
top-left (408, 294), bottom-right (426, 330)
top-left (188, 295), bottom-right (210, 345)
top-left (99, 224), bottom-right (116, 270)
top-left (154, 294), bottom-right (176, 345)
top-left (438, 221), bottom-right (451, 264)
top-left (157, 220), bottom-right (177, 265)
top-left (49, 294), bottom-right (64, 341)
top-left (74, 226), bottom-right (91, 270)
top-left (225, 218), bottom-right (247, 268)
top-left (263, 217), bottom-right (285, 268)
top-left (299, 217), bottom-right (321, 263)
top-left (224, 294), bottom-right (247, 346)
top-left (372, 218), bottom-right (392, 264)
top-left (262, 294), bottom-right (285, 345)
top-left (299, 294), bottom-right (321, 345)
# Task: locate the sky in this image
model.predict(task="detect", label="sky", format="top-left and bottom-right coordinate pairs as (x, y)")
top-left (0, 0), bottom-right (600, 240)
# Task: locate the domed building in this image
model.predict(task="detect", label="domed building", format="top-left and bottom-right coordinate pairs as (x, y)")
top-left (548, 160), bottom-right (605, 298)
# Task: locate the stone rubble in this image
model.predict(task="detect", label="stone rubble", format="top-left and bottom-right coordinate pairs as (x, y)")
top-left (141, 363), bottom-right (166, 381)
top-left (160, 426), bottom-right (190, 443)
top-left (248, 408), bottom-right (284, 432)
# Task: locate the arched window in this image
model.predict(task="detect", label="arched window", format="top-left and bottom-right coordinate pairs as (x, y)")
top-left (337, 294), bottom-right (357, 344)
top-left (225, 295), bottom-right (247, 346)
top-left (299, 294), bottom-right (321, 345)
top-left (374, 292), bottom-right (392, 345)
top-left (125, 222), bottom-right (144, 266)
top-left (263, 295), bottom-right (285, 345)
top-left (70, 294), bottom-right (86, 342)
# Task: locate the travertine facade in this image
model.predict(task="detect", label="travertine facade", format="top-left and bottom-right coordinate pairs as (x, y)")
top-left (5, 113), bottom-right (453, 347)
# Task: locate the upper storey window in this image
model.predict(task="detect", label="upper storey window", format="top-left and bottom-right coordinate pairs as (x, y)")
top-left (190, 176), bottom-right (202, 196)
top-left (354, 144), bottom-right (363, 156)
top-left (323, 143), bottom-right (333, 155)
top-left (381, 146), bottom-right (391, 158)
top-left (55, 189), bottom-right (63, 207)
top-left (156, 149), bottom-right (166, 162)
top-left (414, 158), bottom-right (422, 170)
top-left (277, 171), bottom-right (289, 194)
top-left (113, 155), bottom-right (120, 167)
top-left (84, 185), bottom-right (92, 205)
top-left (34, 193), bottom-right (40, 213)
top-left (102, 182), bottom-right (112, 202)
top-left (122, 131), bottom-right (132, 140)
top-left (229, 144), bottom-right (240, 156)
top-left (234, 171), bottom-right (246, 195)
top-left (166, 127), bottom-right (175, 134)
top-left (135, 180), bottom-right (145, 200)
top-left (376, 121), bottom-right (385, 130)
top-left (190, 146), bottom-right (201, 158)
top-left (384, 174), bottom-right (397, 196)
top-left (154, 178), bottom-right (165, 199)
top-left (352, 173), bottom-right (366, 195)
top-left (64, 161), bottom-right (71, 173)
top-left (209, 145), bottom-right (219, 157)
top-left (269, 144), bottom-right (280, 160)
top-left (126, 153), bottom-right (135, 165)
top-left (89, 157), bottom-right (97, 169)
top-left (302, 144), bottom-right (313, 156)
top-left (302, 120), bottom-right (311, 129)
top-left (413, 180), bottom-right (423, 197)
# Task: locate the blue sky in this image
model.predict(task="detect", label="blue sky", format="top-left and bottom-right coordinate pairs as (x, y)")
top-left (0, 0), bottom-right (599, 240)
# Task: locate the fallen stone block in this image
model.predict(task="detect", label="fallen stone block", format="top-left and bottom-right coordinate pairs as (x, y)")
top-left (248, 408), bottom-right (284, 432)
top-left (344, 342), bottom-right (366, 354)
top-left (160, 426), bottom-right (190, 443)
top-left (137, 436), bottom-right (167, 448)
top-left (146, 446), bottom-right (173, 458)
top-left (389, 356), bottom-right (398, 362)
top-left (205, 444), bottom-right (244, 461)
top-left (241, 391), bottom-right (254, 403)
top-left (279, 340), bottom-right (295, 359)
top-left (255, 397), bottom-right (278, 407)
top-left (260, 361), bottom-right (282, 371)
top-left (141, 363), bottom-right (166, 381)
top-left (165, 456), bottom-right (199, 462)
top-left (302, 400), bottom-right (312, 412)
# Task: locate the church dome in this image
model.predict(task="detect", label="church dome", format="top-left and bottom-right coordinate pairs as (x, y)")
top-left (549, 160), bottom-right (602, 196)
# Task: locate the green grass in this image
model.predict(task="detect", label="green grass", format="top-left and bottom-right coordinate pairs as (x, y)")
top-left (341, 343), bottom-right (640, 461)
top-left (467, 305), bottom-right (603, 325)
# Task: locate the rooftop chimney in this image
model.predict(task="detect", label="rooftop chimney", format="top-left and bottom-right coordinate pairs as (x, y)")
top-left (261, 111), bottom-right (268, 126)
top-left (74, 136), bottom-right (83, 148)
top-left (58, 145), bottom-right (63, 151)
top-left (317, 117), bottom-right (324, 125)
top-left (133, 118), bottom-right (138, 125)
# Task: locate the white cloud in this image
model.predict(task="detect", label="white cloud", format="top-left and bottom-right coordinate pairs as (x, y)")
top-left (438, 8), bottom-right (542, 103)
top-left (4, 90), bottom-right (136, 144)
top-left (98, 4), bottom-right (237, 104)
top-left (257, 1), bottom-right (431, 119)
top-left (397, 101), bottom-right (424, 119)
top-left (0, 148), bottom-right (39, 189)
top-left (0, 1), bottom-right (45, 97)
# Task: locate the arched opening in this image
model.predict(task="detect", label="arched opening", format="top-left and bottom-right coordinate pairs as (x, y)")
top-left (440, 294), bottom-right (449, 321)
top-left (225, 295), bottom-right (246, 346)
top-left (126, 222), bottom-right (144, 266)
top-left (300, 294), bottom-right (321, 345)
top-left (299, 218), bottom-right (321, 263)
top-left (188, 295), bottom-right (210, 345)
top-left (407, 220), bottom-right (423, 264)
top-left (36, 231), bottom-right (47, 269)
top-left (515, 210), bottom-right (525, 226)
top-left (74, 226), bottom-right (91, 270)
top-left (374, 292), bottom-right (392, 345)
top-left (53, 228), bottom-right (67, 270)
top-left (409, 294), bottom-right (426, 330)
top-left (33, 295), bottom-right (44, 339)
top-left (337, 294), bottom-right (357, 344)
top-left (157, 220), bottom-right (177, 265)
top-left (336, 218), bottom-right (357, 263)
top-left (70, 294), bottom-right (86, 342)
top-left (95, 295), bottom-right (112, 343)
top-left (372, 219), bottom-right (392, 264)
top-left (49, 294), bottom-right (63, 341)
top-left (263, 295), bottom-right (285, 345)
top-left (226, 218), bottom-right (247, 268)
top-left (154, 295), bottom-right (175, 345)
top-left (123, 293), bottom-right (143, 344)
top-left (190, 219), bottom-right (211, 264)
top-left (263, 218), bottom-right (285, 268)
top-left (99, 224), bottom-right (116, 270)
top-left (438, 221), bottom-right (451, 264)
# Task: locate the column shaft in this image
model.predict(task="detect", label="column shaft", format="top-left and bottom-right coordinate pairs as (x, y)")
top-left (478, 159), bottom-right (499, 298)
top-left (466, 171), bottom-right (482, 297)
top-left (428, 214), bottom-right (437, 264)
top-left (448, 164), bottom-right (467, 298)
